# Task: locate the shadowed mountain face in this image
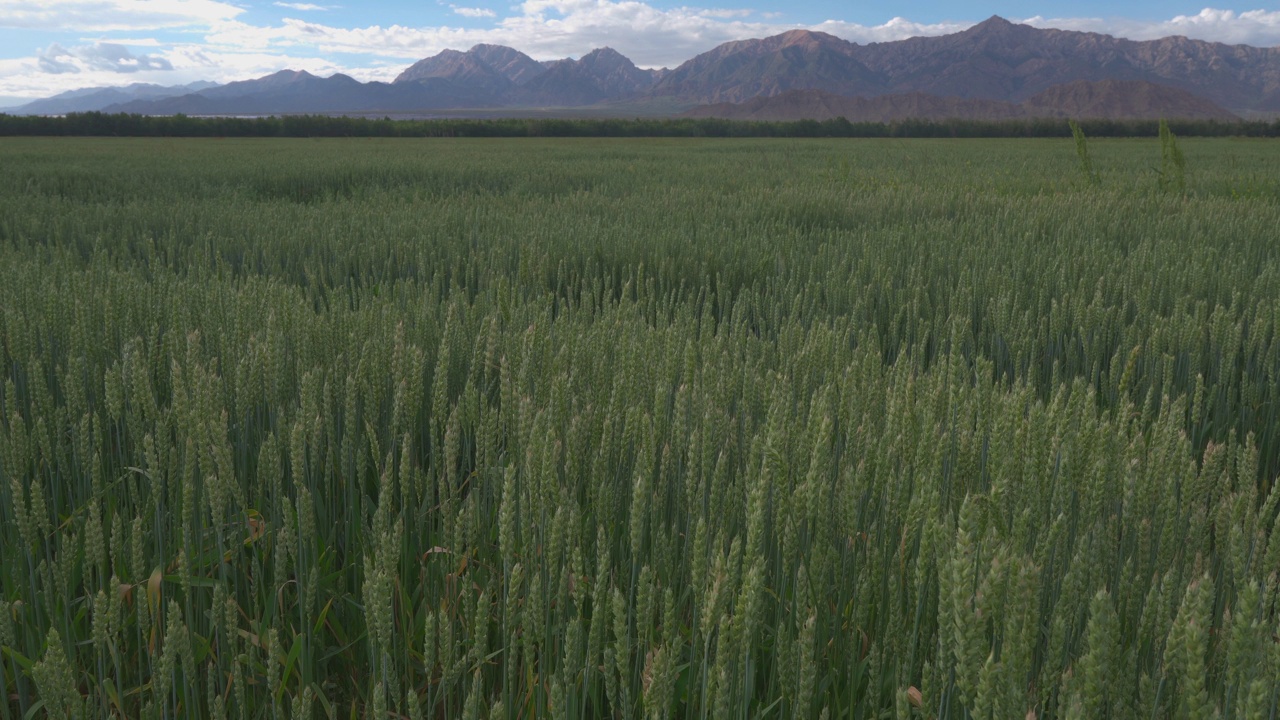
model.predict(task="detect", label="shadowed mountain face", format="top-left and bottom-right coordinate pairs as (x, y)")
top-left (683, 88), bottom-right (1024, 122)
top-left (682, 80), bottom-right (1240, 122)
top-left (520, 48), bottom-right (660, 105)
top-left (1021, 79), bottom-right (1240, 121)
top-left (651, 30), bottom-right (884, 103)
top-left (393, 49), bottom-right (514, 92)
top-left (388, 44), bottom-right (659, 106)
top-left (468, 44), bottom-right (547, 85)
top-left (22, 16), bottom-right (1272, 117)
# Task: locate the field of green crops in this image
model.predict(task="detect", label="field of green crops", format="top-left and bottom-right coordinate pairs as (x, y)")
top-left (2, 135), bottom-right (1280, 719)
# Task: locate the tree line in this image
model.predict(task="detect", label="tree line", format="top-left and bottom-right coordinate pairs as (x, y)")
top-left (2, 110), bottom-right (1278, 138)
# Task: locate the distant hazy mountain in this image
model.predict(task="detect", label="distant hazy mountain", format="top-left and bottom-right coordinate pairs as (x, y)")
top-left (8, 81), bottom-right (218, 115)
top-left (107, 70), bottom-right (503, 115)
top-left (18, 16), bottom-right (1276, 118)
top-left (682, 80), bottom-right (1240, 122)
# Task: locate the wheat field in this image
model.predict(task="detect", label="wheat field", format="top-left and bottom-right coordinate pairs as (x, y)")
top-left (1, 136), bottom-right (1279, 718)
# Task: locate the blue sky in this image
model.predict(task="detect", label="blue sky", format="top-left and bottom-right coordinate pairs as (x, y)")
top-left (2, 1), bottom-right (1279, 105)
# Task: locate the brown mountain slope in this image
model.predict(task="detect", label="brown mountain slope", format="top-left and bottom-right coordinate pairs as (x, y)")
top-left (683, 89), bottom-right (1022, 122)
top-left (468, 44), bottom-right (546, 85)
top-left (393, 49), bottom-right (516, 93)
top-left (1022, 79), bottom-right (1239, 121)
top-left (653, 17), bottom-right (1280, 112)
top-left (521, 48), bottom-right (658, 105)
top-left (682, 80), bottom-right (1239, 122)
top-left (650, 30), bottom-right (883, 103)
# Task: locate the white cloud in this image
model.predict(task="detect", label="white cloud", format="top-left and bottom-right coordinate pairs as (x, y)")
top-left (452, 6), bottom-right (497, 18)
top-left (698, 9), bottom-right (752, 18)
top-left (813, 17), bottom-right (973, 44)
top-left (0, 0), bottom-right (244, 32)
top-left (1021, 8), bottom-right (1280, 46)
top-left (37, 42), bottom-right (174, 74)
top-left (274, 2), bottom-right (330, 11)
top-left (77, 37), bottom-right (165, 47)
top-left (35, 46), bottom-right (79, 75)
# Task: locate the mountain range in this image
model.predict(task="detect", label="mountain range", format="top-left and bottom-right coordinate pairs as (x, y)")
top-left (655, 18), bottom-right (1279, 111)
top-left (7, 16), bottom-right (1278, 120)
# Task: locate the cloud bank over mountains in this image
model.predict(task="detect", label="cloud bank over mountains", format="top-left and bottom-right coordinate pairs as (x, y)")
top-left (37, 42), bottom-right (174, 75)
top-left (2, 0), bottom-right (1280, 100)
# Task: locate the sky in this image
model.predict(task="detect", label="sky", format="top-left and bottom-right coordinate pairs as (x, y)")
top-left (2, 1), bottom-right (1280, 106)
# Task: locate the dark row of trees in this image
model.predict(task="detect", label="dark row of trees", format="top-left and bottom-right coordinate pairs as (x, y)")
top-left (2, 111), bottom-right (1278, 138)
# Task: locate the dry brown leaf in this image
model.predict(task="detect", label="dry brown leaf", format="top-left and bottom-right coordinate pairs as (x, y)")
top-left (147, 567), bottom-right (163, 614)
top-left (907, 687), bottom-right (923, 708)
